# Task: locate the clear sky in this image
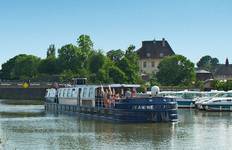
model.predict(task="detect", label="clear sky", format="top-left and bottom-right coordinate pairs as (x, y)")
top-left (0, 0), bottom-right (232, 66)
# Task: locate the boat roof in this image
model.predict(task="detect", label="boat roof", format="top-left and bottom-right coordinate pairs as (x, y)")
top-left (65, 84), bottom-right (141, 88)
top-left (105, 84), bottom-right (140, 88)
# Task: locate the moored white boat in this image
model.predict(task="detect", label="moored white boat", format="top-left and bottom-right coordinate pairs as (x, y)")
top-left (201, 91), bottom-right (232, 111)
top-left (159, 90), bottom-right (203, 108)
top-left (194, 91), bottom-right (225, 110)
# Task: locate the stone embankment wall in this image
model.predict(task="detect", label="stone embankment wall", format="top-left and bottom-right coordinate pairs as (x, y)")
top-left (0, 83), bottom-right (50, 100)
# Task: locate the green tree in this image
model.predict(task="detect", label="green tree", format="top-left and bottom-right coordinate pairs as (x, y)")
top-left (117, 45), bottom-right (140, 83)
top-left (58, 44), bottom-right (82, 72)
top-left (108, 65), bottom-right (127, 83)
top-left (47, 44), bottom-right (56, 58)
top-left (88, 51), bottom-right (105, 74)
top-left (156, 55), bottom-right (195, 86)
top-left (13, 55), bottom-right (41, 79)
top-left (77, 34), bottom-right (94, 67)
top-left (0, 54), bottom-right (41, 80)
top-left (77, 34), bottom-right (93, 52)
top-left (38, 57), bottom-right (59, 74)
top-left (59, 70), bottom-right (76, 82)
top-left (197, 55), bottom-right (219, 71)
top-left (0, 54), bottom-right (25, 79)
top-left (107, 49), bottom-right (124, 63)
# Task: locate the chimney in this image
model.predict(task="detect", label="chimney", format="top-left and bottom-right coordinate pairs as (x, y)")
top-left (162, 38), bottom-right (166, 47)
top-left (225, 58), bottom-right (229, 66)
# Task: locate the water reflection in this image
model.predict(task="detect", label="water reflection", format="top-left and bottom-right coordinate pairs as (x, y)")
top-left (0, 100), bottom-right (232, 149)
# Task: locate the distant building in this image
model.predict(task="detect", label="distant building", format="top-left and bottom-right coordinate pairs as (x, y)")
top-left (137, 38), bottom-right (175, 75)
top-left (196, 69), bottom-right (213, 81)
top-left (214, 58), bottom-right (232, 81)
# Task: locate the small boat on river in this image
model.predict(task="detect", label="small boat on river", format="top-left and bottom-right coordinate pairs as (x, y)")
top-left (194, 90), bottom-right (225, 110)
top-left (158, 90), bottom-right (203, 108)
top-left (45, 79), bottom-right (178, 122)
top-left (201, 91), bottom-right (232, 111)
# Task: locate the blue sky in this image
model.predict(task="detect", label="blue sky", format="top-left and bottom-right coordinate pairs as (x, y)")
top-left (0, 0), bottom-right (232, 66)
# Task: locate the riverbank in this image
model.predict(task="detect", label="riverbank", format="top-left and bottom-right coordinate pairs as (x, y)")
top-left (0, 87), bottom-right (46, 100)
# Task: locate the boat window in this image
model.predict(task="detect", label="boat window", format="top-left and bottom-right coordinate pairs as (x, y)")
top-left (63, 89), bottom-right (66, 97)
top-left (58, 89), bottom-right (62, 97)
top-left (71, 88), bottom-right (75, 97)
top-left (50, 91), bottom-right (53, 97)
top-left (226, 93), bottom-right (232, 97)
top-left (89, 87), bottom-right (94, 98)
top-left (227, 99), bottom-right (232, 102)
top-left (67, 89), bottom-right (71, 97)
top-left (83, 87), bottom-right (88, 98)
top-left (213, 100), bottom-right (221, 103)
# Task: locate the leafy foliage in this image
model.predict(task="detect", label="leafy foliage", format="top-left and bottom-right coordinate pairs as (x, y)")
top-left (197, 55), bottom-right (219, 71)
top-left (116, 45), bottom-right (140, 83)
top-left (211, 80), bottom-right (232, 91)
top-left (0, 54), bottom-right (41, 80)
top-left (58, 44), bottom-right (82, 72)
top-left (47, 44), bottom-right (56, 58)
top-left (38, 57), bottom-right (59, 74)
top-left (107, 49), bottom-right (124, 63)
top-left (156, 55), bottom-right (195, 86)
top-left (0, 35), bottom-right (140, 84)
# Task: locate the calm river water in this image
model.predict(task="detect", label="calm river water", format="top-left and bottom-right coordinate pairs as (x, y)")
top-left (0, 100), bottom-right (232, 150)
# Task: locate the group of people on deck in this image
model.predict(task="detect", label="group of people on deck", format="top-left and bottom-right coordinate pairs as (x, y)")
top-left (103, 87), bottom-right (137, 108)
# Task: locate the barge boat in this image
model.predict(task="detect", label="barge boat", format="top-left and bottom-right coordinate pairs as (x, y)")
top-left (45, 79), bottom-right (178, 122)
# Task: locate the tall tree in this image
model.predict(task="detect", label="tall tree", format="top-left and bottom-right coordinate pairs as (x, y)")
top-left (38, 57), bottom-right (59, 74)
top-left (197, 55), bottom-right (219, 71)
top-left (117, 45), bottom-right (140, 83)
top-left (77, 34), bottom-right (93, 51)
top-left (108, 65), bottom-right (127, 83)
top-left (88, 51), bottom-right (105, 74)
top-left (107, 49), bottom-right (124, 63)
top-left (0, 54), bottom-right (24, 79)
top-left (77, 34), bottom-right (94, 67)
top-left (1, 54), bottom-right (41, 80)
top-left (156, 55), bottom-right (195, 86)
top-left (47, 44), bottom-right (56, 58)
top-left (58, 44), bottom-right (82, 72)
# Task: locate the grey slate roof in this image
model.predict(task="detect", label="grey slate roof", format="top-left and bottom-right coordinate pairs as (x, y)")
top-left (214, 64), bottom-right (232, 76)
top-left (137, 39), bottom-right (175, 59)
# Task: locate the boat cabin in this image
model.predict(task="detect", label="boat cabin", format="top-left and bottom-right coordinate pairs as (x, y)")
top-left (46, 84), bottom-right (141, 108)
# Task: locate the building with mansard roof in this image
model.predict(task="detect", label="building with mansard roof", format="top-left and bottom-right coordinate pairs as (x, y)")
top-left (137, 38), bottom-right (175, 75)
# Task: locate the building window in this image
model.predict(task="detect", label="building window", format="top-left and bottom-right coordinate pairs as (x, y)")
top-left (143, 61), bottom-right (147, 68)
top-left (151, 61), bottom-right (155, 67)
top-left (160, 53), bottom-right (164, 57)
